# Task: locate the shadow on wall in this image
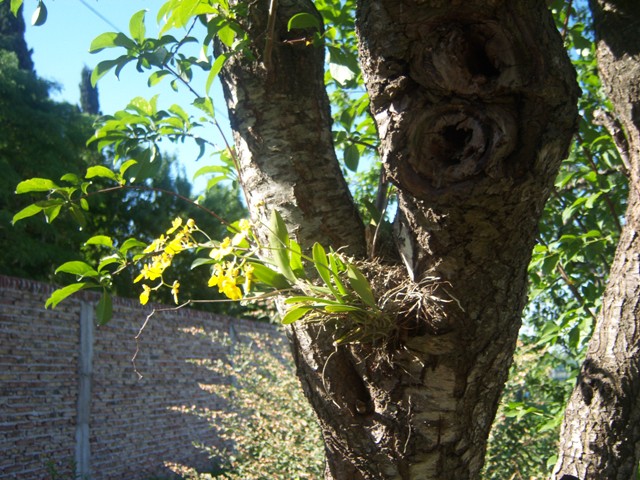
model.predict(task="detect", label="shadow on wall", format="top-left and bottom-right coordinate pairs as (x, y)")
top-left (0, 275), bottom-right (287, 480)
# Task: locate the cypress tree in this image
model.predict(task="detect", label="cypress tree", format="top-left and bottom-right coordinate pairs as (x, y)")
top-left (0, 2), bottom-right (34, 72)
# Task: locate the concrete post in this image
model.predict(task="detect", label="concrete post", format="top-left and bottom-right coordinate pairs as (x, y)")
top-left (75, 301), bottom-right (93, 479)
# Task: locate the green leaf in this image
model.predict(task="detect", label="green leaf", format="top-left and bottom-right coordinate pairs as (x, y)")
top-left (193, 96), bottom-right (215, 118)
top-left (191, 257), bottom-right (215, 269)
top-left (31, 1), bottom-right (47, 26)
top-left (114, 56), bottom-right (134, 79)
top-left (129, 95), bottom-right (155, 116)
top-left (119, 159), bottom-right (138, 177)
top-left (206, 54), bottom-right (227, 94)
top-left (148, 70), bottom-right (171, 86)
top-left (217, 24), bottom-right (235, 47)
top-left (532, 244), bottom-right (548, 254)
top-left (55, 261), bottom-right (99, 278)
top-left (12, 204), bottom-right (44, 224)
top-left (169, 103), bottom-right (189, 122)
top-left (15, 177), bottom-right (58, 193)
top-left (91, 58), bottom-right (120, 86)
top-left (330, 62), bottom-right (356, 86)
top-left (60, 173), bottom-right (80, 184)
top-left (119, 238), bottom-right (146, 254)
top-left (281, 305), bottom-right (314, 325)
top-left (344, 144), bottom-right (360, 171)
top-left (10, 0), bottom-right (23, 16)
top-left (324, 304), bottom-right (364, 313)
top-left (562, 197), bottom-right (588, 224)
top-left (347, 265), bottom-right (377, 309)
top-left (129, 9), bottom-right (147, 43)
top-left (328, 251), bottom-right (348, 296)
top-left (44, 204), bottom-right (62, 223)
top-left (544, 452), bottom-right (559, 469)
top-left (249, 262), bottom-right (291, 290)
top-left (585, 191), bottom-right (603, 209)
top-left (85, 235), bottom-right (113, 248)
top-left (312, 242), bottom-right (337, 296)
top-left (287, 12), bottom-right (321, 31)
top-left (97, 255), bottom-right (120, 272)
top-left (193, 165), bottom-right (227, 180)
top-left (568, 324), bottom-right (581, 350)
top-left (89, 32), bottom-right (120, 53)
top-left (86, 165), bottom-right (119, 182)
top-left (269, 210), bottom-right (296, 282)
top-left (289, 239), bottom-right (306, 279)
top-left (35, 199), bottom-right (64, 208)
top-left (96, 292), bottom-right (113, 325)
top-left (206, 176), bottom-right (225, 191)
top-left (284, 296), bottom-right (344, 305)
top-left (45, 282), bottom-right (89, 309)
top-left (541, 253), bottom-right (559, 276)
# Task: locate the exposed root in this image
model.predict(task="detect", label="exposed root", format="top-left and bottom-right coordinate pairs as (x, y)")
top-left (299, 257), bottom-right (453, 347)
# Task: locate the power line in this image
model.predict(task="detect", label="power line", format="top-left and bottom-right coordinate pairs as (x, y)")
top-left (73, 0), bottom-right (230, 123)
top-left (77, 0), bottom-right (122, 33)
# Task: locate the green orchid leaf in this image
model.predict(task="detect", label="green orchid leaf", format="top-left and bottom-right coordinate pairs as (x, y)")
top-left (269, 210), bottom-right (296, 282)
top-left (347, 265), bottom-right (377, 309)
top-left (281, 305), bottom-right (314, 324)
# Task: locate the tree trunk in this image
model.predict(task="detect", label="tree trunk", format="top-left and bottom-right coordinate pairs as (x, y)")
top-left (217, 0), bottom-right (366, 256)
top-left (218, 0), bottom-right (578, 478)
top-left (553, 2), bottom-right (640, 479)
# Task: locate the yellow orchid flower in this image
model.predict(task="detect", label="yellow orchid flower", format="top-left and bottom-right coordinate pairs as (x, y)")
top-left (209, 237), bottom-right (233, 261)
top-left (139, 284), bottom-right (151, 305)
top-left (171, 280), bottom-right (180, 304)
top-left (166, 217), bottom-right (182, 235)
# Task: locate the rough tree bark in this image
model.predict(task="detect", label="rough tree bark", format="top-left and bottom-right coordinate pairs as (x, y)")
top-left (218, 0), bottom-right (577, 478)
top-left (553, 2), bottom-right (640, 479)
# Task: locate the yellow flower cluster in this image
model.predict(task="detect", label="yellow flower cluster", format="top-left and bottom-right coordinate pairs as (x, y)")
top-left (207, 262), bottom-right (255, 301)
top-left (206, 219), bottom-right (255, 301)
top-left (136, 218), bottom-right (196, 305)
top-left (208, 263), bottom-right (242, 300)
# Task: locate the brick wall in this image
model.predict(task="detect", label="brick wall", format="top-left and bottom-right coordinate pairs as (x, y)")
top-left (0, 275), bottom-right (285, 479)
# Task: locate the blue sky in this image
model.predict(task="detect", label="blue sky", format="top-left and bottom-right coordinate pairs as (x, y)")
top-left (21, 0), bottom-right (229, 192)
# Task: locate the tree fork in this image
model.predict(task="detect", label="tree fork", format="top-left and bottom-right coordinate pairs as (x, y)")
top-left (218, 0), bottom-right (578, 478)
